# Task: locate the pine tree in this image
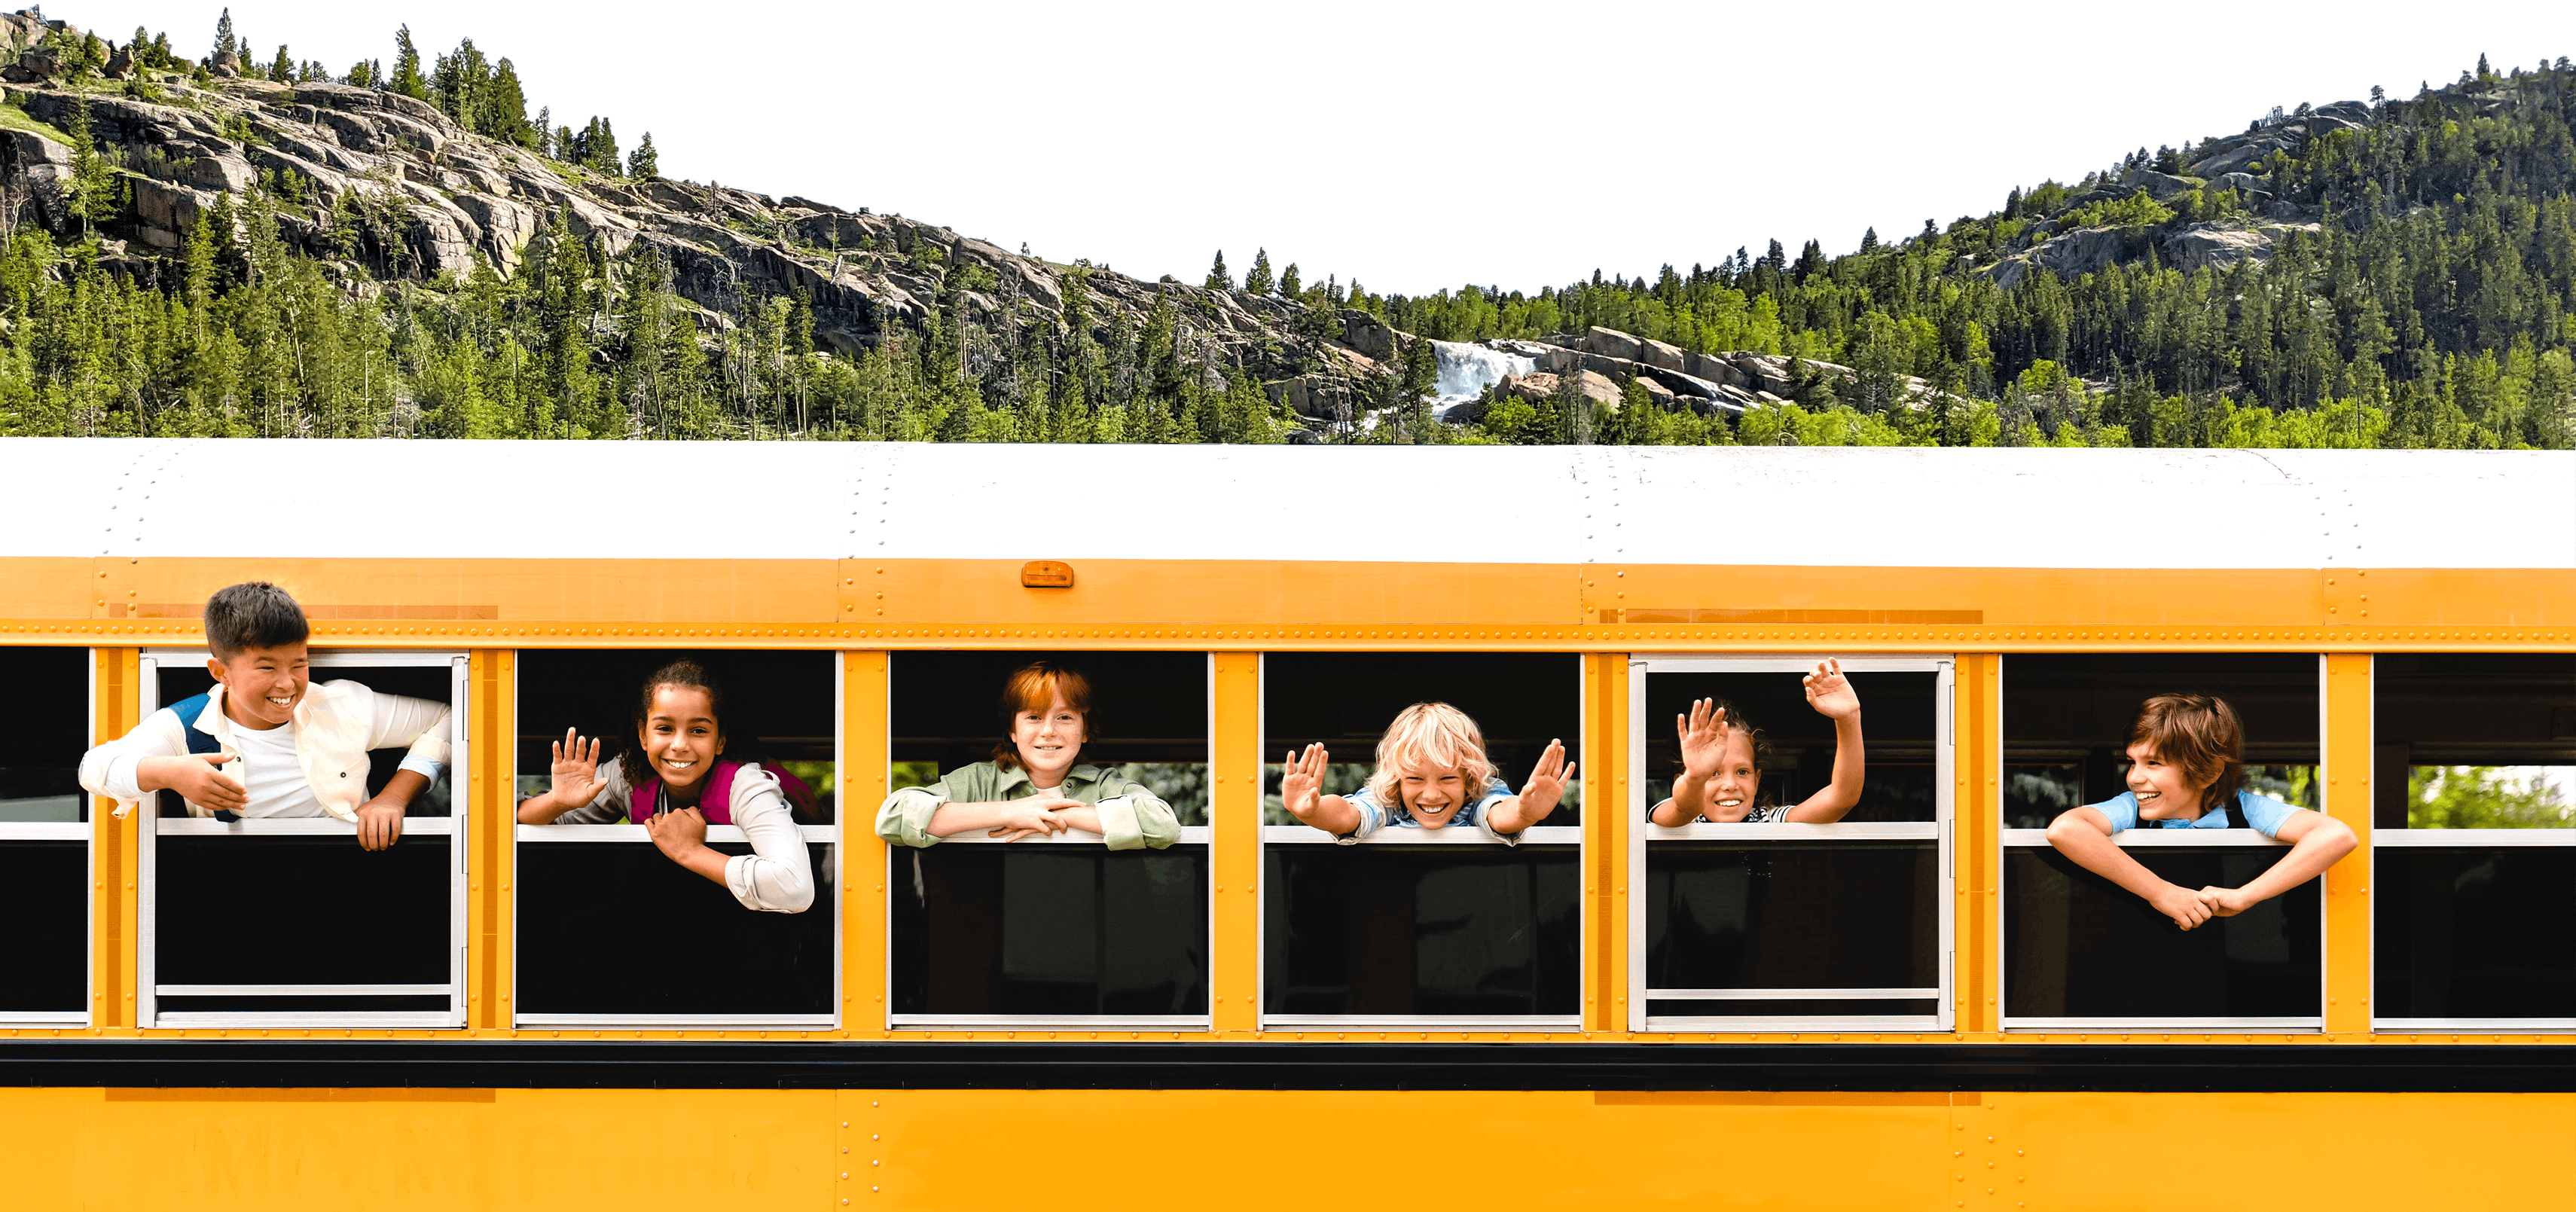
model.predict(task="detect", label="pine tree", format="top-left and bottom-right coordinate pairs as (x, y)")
top-left (482, 59), bottom-right (533, 146)
top-left (347, 58), bottom-right (375, 89)
top-left (1203, 250), bottom-right (1230, 292)
top-left (627, 132), bottom-right (659, 179)
top-left (213, 8), bottom-right (236, 60)
top-left (391, 26), bottom-right (429, 100)
top-left (1244, 248), bottom-right (1274, 295)
top-left (1859, 227), bottom-right (1879, 253)
top-left (1277, 262), bottom-right (1300, 299)
top-left (269, 44), bottom-right (292, 81)
top-left (62, 101), bottom-right (121, 236)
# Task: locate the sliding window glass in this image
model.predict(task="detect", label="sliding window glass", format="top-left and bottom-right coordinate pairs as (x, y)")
top-left (1262, 652), bottom-right (1582, 1032)
top-left (2373, 654), bottom-right (2576, 1031)
top-left (887, 650), bottom-right (1209, 1030)
top-left (514, 649), bottom-right (839, 1028)
top-left (139, 649), bottom-right (465, 1028)
top-left (1, 647), bottom-right (93, 1027)
top-left (1628, 655), bottom-right (1951, 1032)
top-left (2001, 654), bottom-right (2322, 1030)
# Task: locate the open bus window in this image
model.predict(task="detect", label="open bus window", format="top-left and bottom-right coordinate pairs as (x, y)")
top-left (1629, 656), bottom-right (1951, 1030)
top-left (0, 646), bottom-right (93, 1024)
top-left (514, 649), bottom-right (838, 1026)
top-left (2001, 653), bottom-right (2322, 1030)
top-left (887, 651), bottom-right (1209, 1028)
top-left (2373, 654), bottom-right (2576, 1028)
top-left (139, 649), bottom-right (465, 1027)
top-left (1260, 652), bottom-right (1581, 1027)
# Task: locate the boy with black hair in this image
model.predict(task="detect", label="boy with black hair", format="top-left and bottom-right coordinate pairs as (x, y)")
top-left (78, 582), bottom-right (450, 850)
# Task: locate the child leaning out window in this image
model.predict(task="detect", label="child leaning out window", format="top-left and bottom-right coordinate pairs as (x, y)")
top-left (1279, 701), bottom-right (1573, 845)
top-left (2044, 693), bottom-right (2355, 930)
top-left (875, 662), bottom-right (1180, 850)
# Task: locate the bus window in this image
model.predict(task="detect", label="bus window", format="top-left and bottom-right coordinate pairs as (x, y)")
top-left (2373, 654), bottom-right (2576, 1028)
top-left (139, 649), bottom-right (465, 1027)
top-left (887, 651), bottom-right (1209, 1028)
top-left (1631, 656), bottom-right (1951, 1030)
top-left (2001, 653), bottom-right (2323, 1030)
top-left (1262, 652), bottom-right (1582, 1028)
top-left (514, 649), bottom-right (839, 1027)
top-left (1, 646), bottom-right (93, 1025)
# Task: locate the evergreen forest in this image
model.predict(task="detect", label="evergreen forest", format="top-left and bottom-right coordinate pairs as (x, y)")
top-left (1, 16), bottom-right (2573, 450)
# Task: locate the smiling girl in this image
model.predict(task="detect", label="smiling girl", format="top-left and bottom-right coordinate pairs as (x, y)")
top-left (517, 659), bottom-right (816, 914)
top-left (2043, 693), bottom-right (2355, 930)
top-left (875, 662), bottom-right (1181, 850)
top-left (1648, 658), bottom-right (1865, 826)
top-left (1279, 702), bottom-right (1573, 844)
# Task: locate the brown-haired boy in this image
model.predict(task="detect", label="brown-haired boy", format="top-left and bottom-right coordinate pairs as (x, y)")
top-left (2043, 693), bottom-right (2355, 930)
top-left (77, 582), bottom-right (451, 850)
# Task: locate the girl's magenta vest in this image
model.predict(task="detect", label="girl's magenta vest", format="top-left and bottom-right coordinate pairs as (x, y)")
top-left (628, 760), bottom-right (744, 824)
top-left (625, 760), bottom-right (816, 824)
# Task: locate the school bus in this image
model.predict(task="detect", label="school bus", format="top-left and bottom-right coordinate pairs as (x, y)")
top-left (1, 438), bottom-right (2570, 1210)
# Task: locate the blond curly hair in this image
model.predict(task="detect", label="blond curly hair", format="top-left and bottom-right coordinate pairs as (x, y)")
top-left (1366, 702), bottom-right (1500, 803)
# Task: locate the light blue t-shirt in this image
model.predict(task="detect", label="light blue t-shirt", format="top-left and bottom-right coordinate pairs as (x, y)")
top-left (1339, 779), bottom-right (1521, 845)
top-left (2087, 789), bottom-right (2301, 838)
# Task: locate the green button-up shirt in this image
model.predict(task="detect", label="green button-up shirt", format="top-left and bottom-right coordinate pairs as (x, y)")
top-left (874, 761), bottom-right (1180, 850)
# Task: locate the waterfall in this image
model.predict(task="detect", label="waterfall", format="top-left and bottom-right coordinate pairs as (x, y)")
top-left (1430, 340), bottom-right (1535, 414)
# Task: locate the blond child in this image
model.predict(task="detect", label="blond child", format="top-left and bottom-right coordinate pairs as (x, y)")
top-left (1649, 658), bottom-right (1864, 826)
top-left (2043, 693), bottom-right (2356, 930)
top-left (1280, 701), bottom-right (1573, 845)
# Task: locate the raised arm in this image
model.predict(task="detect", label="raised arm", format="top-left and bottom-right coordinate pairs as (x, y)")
top-left (1655, 699), bottom-right (1730, 826)
top-left (1280, 744), bottom-right (1362, 836)
top-left (2044, 804), bottom-right (2214, 930)
top-left (2196, 809), bottom-right (2358, 917)
top-left (1781, 658), bottom-right (1865, 823)
top-left (1486, 738), bottom-right (1575, 835)
top-left (517, 731), bottom-right (608, 823)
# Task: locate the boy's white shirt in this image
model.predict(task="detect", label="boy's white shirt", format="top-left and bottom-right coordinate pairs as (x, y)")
top-left (79, 679), bottom-right (452, 822)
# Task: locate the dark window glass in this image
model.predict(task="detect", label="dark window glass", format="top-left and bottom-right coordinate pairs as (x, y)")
top-left (2375, 847), bottom-right (2576, 1018)
top-left (1644, 841), bottom-right (1940, 991)
top-left (891, 845), bottom-right (1208, 1015)
top-left (894, 650), bottom-right (1209, 824)
top-left (2004, 655), bottom-right (2321, 828)
top-left (154, 836), bottom-right (451, 997)
top-left (518, 649), bottom-right (838, 823)
top-left (2004, 846), bottom-right (2320, 1018)
top-left (156, 661), bottom-right (456, 816)
top-left (1264, 652), bottom-right (1581, 826)
top-left (1263, 845), bottom-right (1578, 1015)
top-left (1641, 670), bottom-right (1940, 821)
top-left (517, 842), bottom-right (833, 1015)
top-left (0, 840), bottom-right (87, 1012)
top-left (2372, 654), bottom-right (2576, 829)
top-left (0, 647), bottom-right (87, 823)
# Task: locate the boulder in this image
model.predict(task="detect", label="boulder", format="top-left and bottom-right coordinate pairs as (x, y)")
top-left (2213, 172), bottom-right (2269, 197)
top-left (1340, 310), bottom-right (1398, 361)
top-left (2192, 139), bottom-right (2288, 179)
top-left (2118, 169), bottom-right (2200, 202)
top-left (1686, 350), bottom-right (1750, 389)
top-left (2160, 221), bottom-right (2318, 273)
top-left (102, 44), bottom-right (131, 80)
top-left (1637, 337), bottom-right (1686, 371)
top-left (210, 49), bottom-right (240, 78)
top-left (131, 177), bottom-right (215, 249)
top-left (2031, 226), bottom-right (2132, 278)
top-left (1582, 325), bottom-right (1641, 361)
top-left (2313, 99), bottom-right (2372, 124)
top-left (1637, 376), bottom-right (1676, 407)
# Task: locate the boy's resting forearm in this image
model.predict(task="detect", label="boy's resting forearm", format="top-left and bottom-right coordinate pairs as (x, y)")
top-left (2053, 826), bottom-right (2178, 902)
top-left (2235, 827), bottom-right (2355, 902)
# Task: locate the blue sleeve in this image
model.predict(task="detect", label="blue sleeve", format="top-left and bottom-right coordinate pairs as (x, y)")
top-left (1338, 785), bottom-right (1387, 842)
top-left (2086, 792), bottom-right (2141, 832)
top-left (1465, 780), bottom-right (1516, 832)
top-left (2238, 792), bottom-right (2301, 838)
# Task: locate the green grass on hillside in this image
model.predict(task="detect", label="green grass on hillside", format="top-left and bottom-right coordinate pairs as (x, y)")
top-left (0, 98), bottom-right (74, 146)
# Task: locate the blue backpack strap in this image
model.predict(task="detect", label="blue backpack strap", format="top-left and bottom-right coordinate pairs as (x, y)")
top-left (166, 692), bottom-right (237, 822)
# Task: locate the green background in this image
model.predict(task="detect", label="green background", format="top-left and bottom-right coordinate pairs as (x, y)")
top-left (40, 2), bottom-right (2576, 292)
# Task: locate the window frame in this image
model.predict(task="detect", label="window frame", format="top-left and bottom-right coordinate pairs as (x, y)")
top-left (1998, 826), bottom-right (2324, 1032)
top-left (1256, 652), bottom-right (1587, 1034)
top-left (0, 645), bottom-right (96, 1027)
top-left (1626, 653), bottom-right (1956, 1034)
top-left (882, 653), bottom-right (1216, 1033)
top-left (2370, 652), bottom-right (2576, 1033)
top-left (513, 651), bottom-right (845, 1031)
top-left (136, 648), bottom-right (469, 1030)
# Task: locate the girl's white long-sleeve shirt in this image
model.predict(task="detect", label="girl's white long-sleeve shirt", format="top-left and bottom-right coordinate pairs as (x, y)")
top-left (543, 756), bottom-right (816, 914)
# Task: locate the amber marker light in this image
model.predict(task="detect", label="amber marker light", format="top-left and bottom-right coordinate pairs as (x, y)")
top-left (1021, 560), bottom-right (1076, 588)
